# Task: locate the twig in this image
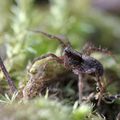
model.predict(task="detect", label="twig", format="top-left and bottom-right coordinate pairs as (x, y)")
top-left (0, 57), bottom-right (17, 93)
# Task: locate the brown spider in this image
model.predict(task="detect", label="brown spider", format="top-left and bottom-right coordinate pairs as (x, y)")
top-left (0, 30), bottom-right (112, 105)
top-left (32, 30), bottom-right (109, 105)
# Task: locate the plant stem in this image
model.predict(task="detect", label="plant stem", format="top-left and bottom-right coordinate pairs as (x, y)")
top-left (0, 57), bottom-right (17, 93)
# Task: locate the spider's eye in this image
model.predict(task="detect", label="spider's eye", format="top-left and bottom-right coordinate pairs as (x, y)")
top-left (64, 47), bottom-right (68, 52)
top-left (64, 46), bottom-right (71, 53)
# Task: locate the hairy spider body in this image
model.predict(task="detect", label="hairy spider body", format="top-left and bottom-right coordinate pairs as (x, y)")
top-left (63, 46), bottom-right (104, 105)
top-left (32, 30), bottom-right (106, 105)
top-left (64, 46), bottom-right (104, 77)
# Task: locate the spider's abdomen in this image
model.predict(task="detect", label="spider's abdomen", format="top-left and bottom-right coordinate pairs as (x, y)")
top-left (72, 55), bottom-right (104, 77)
top-left (65, 54), bottom-right (104, 77)
top-left (82, 55), bottom-right (104, 76)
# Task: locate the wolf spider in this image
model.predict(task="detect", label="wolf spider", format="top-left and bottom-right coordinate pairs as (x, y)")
top-left (0, 30), bottom-right (115, 105)
top-left (32, 30), bottom-right (112, 105)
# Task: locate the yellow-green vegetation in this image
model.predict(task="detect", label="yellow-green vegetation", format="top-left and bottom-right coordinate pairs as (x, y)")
top-left (23, 56), bottom-right (67, 99)
top-left (0, 96), bottom-right (102, 120)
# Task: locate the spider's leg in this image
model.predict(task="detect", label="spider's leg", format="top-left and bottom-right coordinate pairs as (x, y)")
top-left (81, 42), bottom-right (111, 56)
top-left (81, 42), bottom-right (94, 55)
top-left (96, 75), bottom-right (105, 106)
top-left (78, 74), bottom-right (84, 104)
top-left (32, 53), bottom-right (63, 64)
top-left (31, 29), bottom-right (71, 49)
top-left (0, 57), bottom-right (17, 93)
top-left (103, 93), bottom-right (120, 104)
top-left (89, 46), bottom-right (111, 55)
